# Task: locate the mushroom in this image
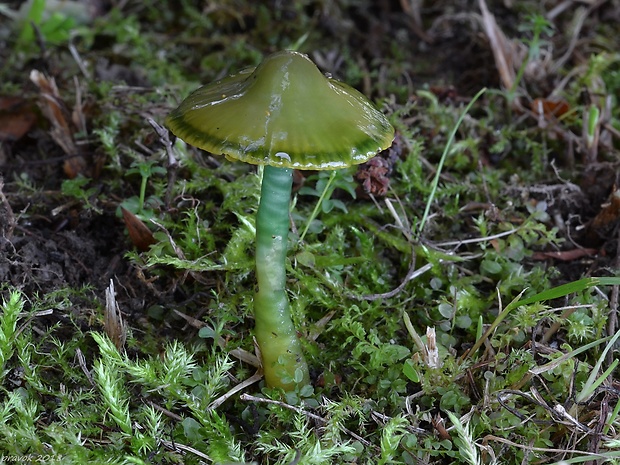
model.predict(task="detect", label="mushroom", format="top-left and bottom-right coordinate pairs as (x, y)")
top-left (166, 50), bottom-right (394, 390)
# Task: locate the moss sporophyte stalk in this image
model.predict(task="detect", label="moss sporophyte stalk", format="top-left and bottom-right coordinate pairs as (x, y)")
top-left (165, 50), bottom-right (394, 391)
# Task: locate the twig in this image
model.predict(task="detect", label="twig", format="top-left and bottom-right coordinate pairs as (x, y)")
top-left (0, 177), bottom-right (16, 240)
top-left (349, 253), bottom-right (433, 301)
top-left (75, 348), bottom-right (95, 388)
top-left (208, 372), bottom-right (262, 410)
top-left (478, 0), bottom-right (515, 91)
top-left (496, 390), bottom-right (554, 425)
top-left (484, 434), bottom-right (608, 457)
top-left (148, 401), bottom-right (183, 422)
top-left (553, 404), bottom-right (593, 435)
top-left (172, 309), bottom-right (260, 367)
top-left (160, 439), bottom-right (213, 461)
top-left (239, 393), bottom-right (376, 449)
top-left (430, 226), bottom-right (522, 248)
top-left (69, 41), bottom-right (91, 79)
top-left (148, 118), bottom-right (178, 209)
top-left (541, 304), bottom-right (595, 344)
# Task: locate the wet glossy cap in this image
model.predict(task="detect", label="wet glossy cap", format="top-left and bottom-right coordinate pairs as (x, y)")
top-left (165, 50), bottom-right (394, 170)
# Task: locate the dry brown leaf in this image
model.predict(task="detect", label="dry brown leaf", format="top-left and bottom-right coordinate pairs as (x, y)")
top-left (121, 207), bottom-right (156, 252)
top-left (29, 70), bottom-right (87, 178)
top-left (532, 248), bottom-right (598, 261)
top-left (478, 0), bottom-right (516, 91)
top-left (0, 96), bottom-right (37, 141)
top-left (104, 279), bottom-right (127, 352)
top-left (531, 98), bottom-right (571, 120)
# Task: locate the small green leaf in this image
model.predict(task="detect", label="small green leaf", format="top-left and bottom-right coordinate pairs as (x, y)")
top-left (198, 326), bottom-right (216, 339)
top-left (403, 359), bottom-right (419, 383)
top-left (296, 251), bottom-right (316, 267)
top-left (480, 259), bottom-right (502, 275)
top-left (455, 315), bottom-right (472, 329)
top-left (182, 417), bottom-right (203, 442)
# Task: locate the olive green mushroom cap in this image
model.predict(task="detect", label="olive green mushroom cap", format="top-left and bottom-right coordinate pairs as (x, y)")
top-left (165, 50), bottom-right (394, 170)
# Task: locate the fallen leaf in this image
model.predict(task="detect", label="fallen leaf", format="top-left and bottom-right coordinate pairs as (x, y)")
top-left (531, 98), bottom-right (570, 119)
top-left (121, 207), bottom-right (156, 252)
top-left (29, 70), bottom-right (87, 178)
top-left (0, 96), bottom-right (37, 141)
top-left (532, 248), bottom-right (598, 261)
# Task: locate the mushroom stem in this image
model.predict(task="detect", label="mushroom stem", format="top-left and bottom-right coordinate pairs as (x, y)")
top-left (254, 165), bottom-right (310, 390)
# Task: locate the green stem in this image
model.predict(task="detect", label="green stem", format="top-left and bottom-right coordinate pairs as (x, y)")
top-left (299, 170), bottom-right (337, 243)
top-left (254, 165), bottom-right (309, 390)
top-left (139, 174), bottom-right (147, 214)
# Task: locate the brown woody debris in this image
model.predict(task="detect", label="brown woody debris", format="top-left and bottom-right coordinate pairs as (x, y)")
top-left (355, 132), bottom-right (404, 197)
top-left (29, 70), bottom-right (88, 178)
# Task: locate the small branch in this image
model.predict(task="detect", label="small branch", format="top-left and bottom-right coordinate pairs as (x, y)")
top-left (148, 118), bottom-right (178, 209)
top-left (430, 226), bottom-right (521, 248)
top-left (0, 177), bottom-right (16, 241)
top-left (349, 253), bottom-right (433, 301)
top-left (172, 309), bottom-right (260, 367)
top-left (239, 393), bottom-right (376, 449)
top-left (208, 372), bottom-right (263, 410)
